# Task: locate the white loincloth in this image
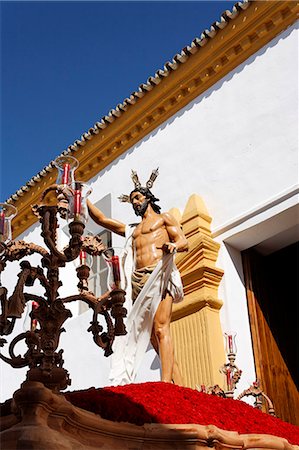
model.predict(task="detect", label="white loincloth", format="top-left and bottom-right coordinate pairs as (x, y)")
top-left (108, 225), bottom-right (183, 385)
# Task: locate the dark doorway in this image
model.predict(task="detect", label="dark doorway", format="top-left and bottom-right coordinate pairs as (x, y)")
top-left (242, 242), bottom-right (299, 425)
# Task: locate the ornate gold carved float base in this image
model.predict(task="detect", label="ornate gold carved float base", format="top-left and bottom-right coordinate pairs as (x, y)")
top-left (1, 381), bottom-right (297, 450)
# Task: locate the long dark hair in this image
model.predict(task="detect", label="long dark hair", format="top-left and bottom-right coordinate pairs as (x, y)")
top-left (130, 187), bottom-right (161, 214)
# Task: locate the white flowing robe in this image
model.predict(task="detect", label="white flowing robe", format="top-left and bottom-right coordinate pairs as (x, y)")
top-left (108, 225), bottom-right (183, 385)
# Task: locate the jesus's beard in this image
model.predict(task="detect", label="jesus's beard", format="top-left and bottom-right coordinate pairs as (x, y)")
top-left (133, 200), bottom-right (149, 217)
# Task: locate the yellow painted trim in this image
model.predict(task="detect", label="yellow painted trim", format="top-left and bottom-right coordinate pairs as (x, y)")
top-left (11, 1), bottom-right (298, 238)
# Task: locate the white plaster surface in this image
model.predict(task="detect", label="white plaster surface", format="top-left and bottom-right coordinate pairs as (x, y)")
top-left (1, 24), bottom-right (298, 401)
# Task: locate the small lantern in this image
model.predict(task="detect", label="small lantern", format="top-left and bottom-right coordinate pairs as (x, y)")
top-left (54, 156), bottom-right (78, 186)
top-left (66, 182), bottom-right (92, 224)
top-left (0, 203), bottom-right (17, 244)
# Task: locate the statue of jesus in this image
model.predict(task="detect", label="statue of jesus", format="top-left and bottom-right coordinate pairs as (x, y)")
top-left (87, 169), bottom-right (188, 384)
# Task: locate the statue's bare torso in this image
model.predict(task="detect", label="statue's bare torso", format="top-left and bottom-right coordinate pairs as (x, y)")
top-left (133, 214), bottom-right (170, 269)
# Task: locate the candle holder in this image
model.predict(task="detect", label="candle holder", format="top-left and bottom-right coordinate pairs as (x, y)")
top-left (66, 181), bottom-right (92, 224)
top-left (103, 248), bottom-right (127, 336)
top-left (197, 336), bottom-right (275, 412)
top-left (224, 332), bottom-right (237, 355)
top-left (102, 247), bottom-right (127, 291)
top-left (0, 203), bottom-right (17, 244)
top-left (53, 156), bottom-right (78, 186)
top-left (220, 333), bottom-right (242, 397)
top-left (196, 334), bottom-right (242, 399)
top-left (36, 156), bottom-right (80, 221)
top-left (23, 300), bottom-right (39, 332)
top-left (76, 251), bottom-right (93, 292)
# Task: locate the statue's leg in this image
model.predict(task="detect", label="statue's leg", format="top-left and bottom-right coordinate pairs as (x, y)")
top-left (153, 294), bottom-right (179, 383)
top-left (150, 329), bottom-right (184, 385)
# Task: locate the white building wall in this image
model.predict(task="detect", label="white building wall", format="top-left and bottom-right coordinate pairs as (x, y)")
top-left (1, 23), bottom-right (297, 400)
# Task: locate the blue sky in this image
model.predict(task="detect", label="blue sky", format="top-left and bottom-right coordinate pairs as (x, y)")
top-left (1, 1), bottom-right (236, 201)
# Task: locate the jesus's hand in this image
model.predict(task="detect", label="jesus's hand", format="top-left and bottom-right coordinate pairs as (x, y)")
top-left (162, 242), bottom-right (177, 254)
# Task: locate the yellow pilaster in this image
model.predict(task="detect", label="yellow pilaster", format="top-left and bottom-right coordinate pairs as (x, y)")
top-left (171, 194), bottom-right (225, 388)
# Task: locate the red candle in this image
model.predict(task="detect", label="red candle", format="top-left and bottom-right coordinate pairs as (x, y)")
top-left (0, 211), bottom-right (5, 235)
top-left (226, 368), bottom-right (232, 391)
top-left (111, 255), bottom-right (121, 286)
top-left (74, 189), bottom-right (82, 218)
top-left (62, 163), bottom-right (70, 185)
top-left (228, 335), bottom-right (233, 353)
top-left (80, 250), bottom-right (86, 265)
top-left (31, 301), bottom-right (39, 331)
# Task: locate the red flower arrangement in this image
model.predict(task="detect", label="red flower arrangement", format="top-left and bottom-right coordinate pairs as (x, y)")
top-left (65, 382), bottom-right (299, 445)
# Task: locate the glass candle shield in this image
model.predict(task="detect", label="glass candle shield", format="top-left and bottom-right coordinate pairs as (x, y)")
top-left (54, 156), bottom-right (79, 186)
top-left (23, 301), bottom-right (39, 332)
top-left (102, 248), bottom-right (127, 290)
top-left (66, 182), bottom-right (92, 224)
top-left (0, 203), bottom-right (17, 243)
top-left (224, 332), bottom-right (237, 354)
top-left (77, 250), bottom-right (93, 268)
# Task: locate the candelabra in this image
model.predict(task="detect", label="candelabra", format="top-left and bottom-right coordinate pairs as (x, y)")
top-left (196, 334), bottom-right (276, 416)
top-left (0, 157), bottom-right (127, 392)
top-left (219, 333), bottom-right (242, 398)
top-left (197, 333), bottom-right (242, 398)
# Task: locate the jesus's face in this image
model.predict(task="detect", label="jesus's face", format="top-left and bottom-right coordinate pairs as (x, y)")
top-left (130, 191), bottom-right (148, 217)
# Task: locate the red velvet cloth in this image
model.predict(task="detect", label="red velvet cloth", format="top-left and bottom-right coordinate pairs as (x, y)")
top-left (65, 382), bottom-right (299, 445)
